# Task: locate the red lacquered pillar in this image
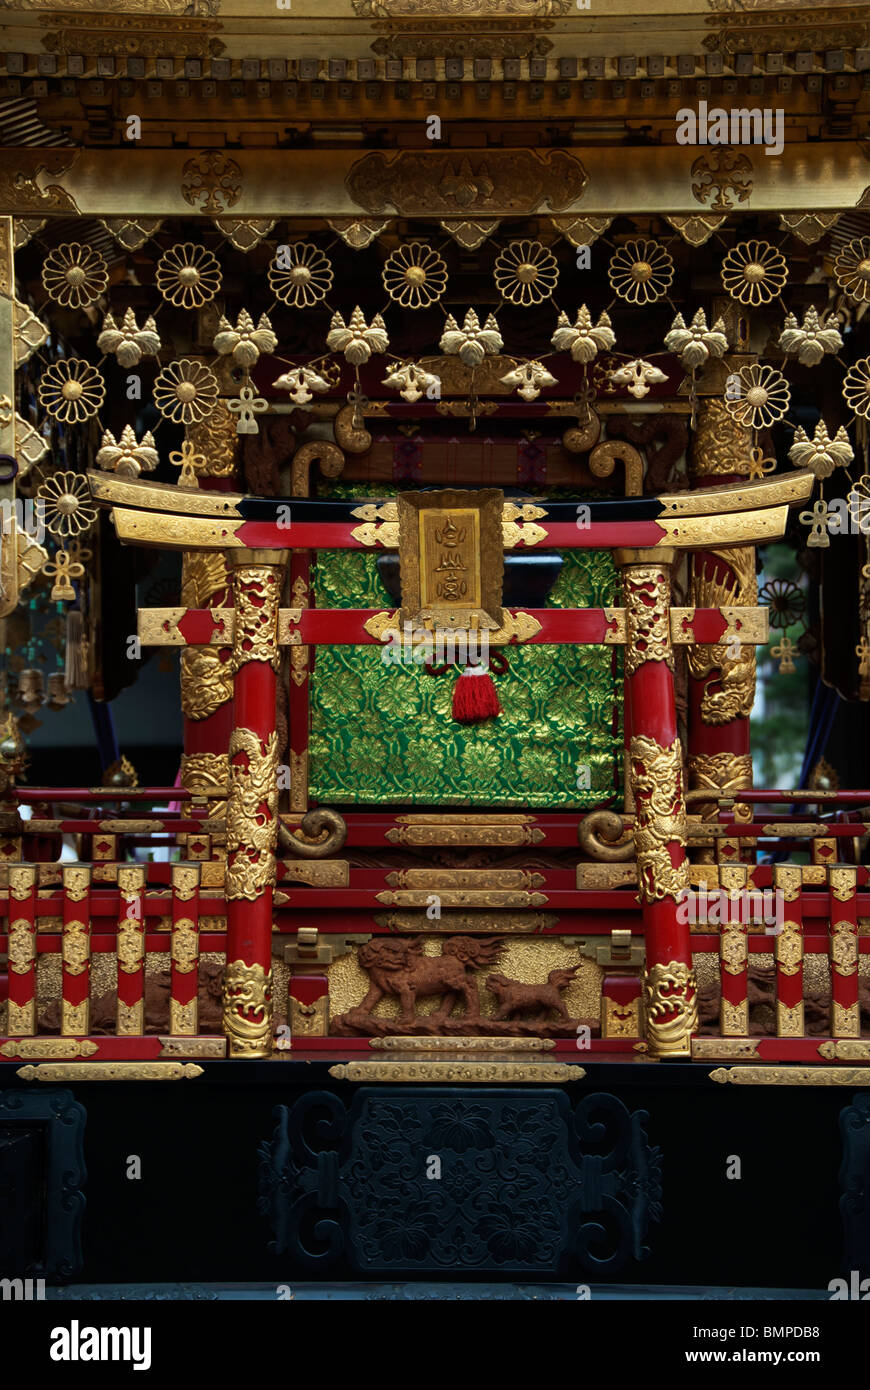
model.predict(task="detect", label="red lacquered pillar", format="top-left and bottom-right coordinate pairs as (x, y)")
top-left (222, 549), bottom-right (285, 1057)
top-left (7, 863), bottom-right (37, 1035)
top-left (617, 549), bottom-right (697, 1059)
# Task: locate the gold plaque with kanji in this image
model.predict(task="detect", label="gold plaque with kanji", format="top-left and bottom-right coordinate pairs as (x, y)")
top-left (397, 488), bottom-right (504, 630)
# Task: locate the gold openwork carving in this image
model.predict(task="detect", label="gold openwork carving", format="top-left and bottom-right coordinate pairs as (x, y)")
top-left (622, 566), bottom-right (673, 676)
top-left (629, 735), bottom-right (689, 904)
top-left (222, 959), bottom-right (273, 1057)
top-left (644, 961), bottom-right (698, 1058)
top-left (225, 728), bottom-right (279, 901)
top-left (688, 751), bottom-right (754, 819)
top-left (688, 550), bottom-right (757, 724)
top-left (232, 568), bottom-right (281, 671)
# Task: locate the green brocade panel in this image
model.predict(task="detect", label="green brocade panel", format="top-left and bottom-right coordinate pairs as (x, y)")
top-left (308, 548), bottom-right (622, 808)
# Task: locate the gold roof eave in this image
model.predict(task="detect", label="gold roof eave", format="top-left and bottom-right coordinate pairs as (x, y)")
top-left (88, 468), bottom-right (814, 521)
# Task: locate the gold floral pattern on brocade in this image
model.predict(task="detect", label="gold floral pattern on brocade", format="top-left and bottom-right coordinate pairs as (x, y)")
top-left (308, 532), bottom-right (621, 808)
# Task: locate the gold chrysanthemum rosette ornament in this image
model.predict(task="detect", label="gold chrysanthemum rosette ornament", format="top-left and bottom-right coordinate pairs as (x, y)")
top-left (37, 470), bottom-right (97, 540)
top-left (42, 243), bottom-right (109, 310)
top-left (493, 239), bottom-right (559, 306)
top-left (608, 238), bottom-right (674, 305)
top-left (155, 243), bottom-right (222, 309)
top-left (37, 360), bottom-right (105, 425)
top-left (153, 359), bottom-right (220, 426)
top-left (834, 237), bottom-right (870, 303)
top-left (268, 242), bottom-right (334, 308)
top-left (721, 239), bottom-right (787, 307)
top-left (723, 364), bottom-right (790, 432)
top-left (37, 470), bottom-right (97, 602)
top-left (383, 242), bottom-right (448, 310)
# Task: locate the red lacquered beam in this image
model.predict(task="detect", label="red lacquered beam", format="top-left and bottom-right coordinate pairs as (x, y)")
top-left (296, 608), bottom-right (625, 645)
top-left (704, 821), bottom-right (865, 837)
top-left (0, 932), bottom-right (227, 955)
top-left (233, 519), bottom-right (669, 550)
top-left (0, 893), bottom-right (226, 916)
top-left (345, 868), bottom-right (579, 890)
top-left (335, 814), bottom-right (597, 848)
top-left (725, 790), bottom-right (870, 804)
top-left (17, 788), bottom-right (187, 802)
top-left (25, 817), bottom-right (218, 828)
top-left (3, 889), bottom-right (867, 919)
top-left (272, 906), bottom-right (644, 934)
top-left (166, 607), bottom-right (760, 648)
top-left (278, 888), bottom-right (643, 910)
top-left (61, 864), bottom-right (91, 1036)
top-left (829, 866), bottom-right (859, 1038)
top-left (116, 864), bottom-right (146, 1035)
top-left (170, 863), bottom-right (200, 1036)
top-left (774, 864), bottom-right (804, 1037)
top-left (691, 934), bottom-right (870, 952)
top-left (6, 864), bottom-right (37, 1036)
top-left (0, 1036), bottom-right (226, 1061)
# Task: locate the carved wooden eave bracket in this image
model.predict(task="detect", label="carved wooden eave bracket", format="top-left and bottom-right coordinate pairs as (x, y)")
top-left (5, 143), bottom-right (870, 218)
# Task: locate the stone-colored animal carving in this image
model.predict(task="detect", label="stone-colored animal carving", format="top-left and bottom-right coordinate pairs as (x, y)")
top-left (486, 964), bottom-right (581, 1023)
top-left (355, 935), bottom-right (504, 1025)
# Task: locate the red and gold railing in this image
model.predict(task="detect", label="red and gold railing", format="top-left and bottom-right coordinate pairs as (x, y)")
top-left (0, 859), bottom-right (226, 1061)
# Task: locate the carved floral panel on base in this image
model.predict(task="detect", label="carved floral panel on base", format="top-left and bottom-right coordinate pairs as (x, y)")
top-left (259, 1088), bottom-right (661, 1276)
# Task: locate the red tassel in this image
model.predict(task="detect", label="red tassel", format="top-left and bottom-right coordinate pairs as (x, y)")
top-left (452, 665), bottom-right (502, 723)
